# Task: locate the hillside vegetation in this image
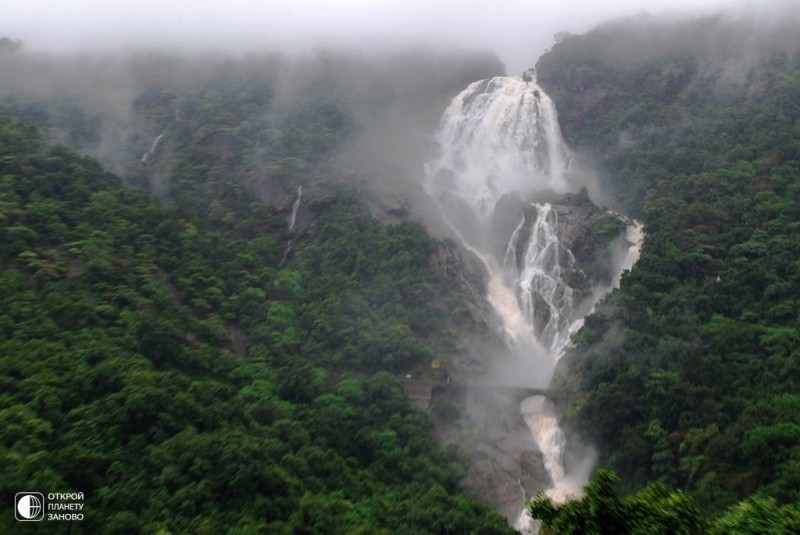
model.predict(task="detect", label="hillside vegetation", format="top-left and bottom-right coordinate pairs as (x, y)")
top-left (532, 14), bottom-right (800, 531)
top-left (0, 48), bottom-right (513, 533)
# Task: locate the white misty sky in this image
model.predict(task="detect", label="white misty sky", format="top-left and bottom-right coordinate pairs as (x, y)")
top-left (0, 0), bottom-right (790, 71)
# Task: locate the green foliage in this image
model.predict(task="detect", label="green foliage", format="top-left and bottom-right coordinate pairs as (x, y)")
top-left (710, 496), bottom-right (800, 535)
top-left (539, 17), bottom-right (800, 517)
top-left (530, 469), bottom-right (706, 535)
top-left (532, 469), bottom-right (800, 535)
top-left (0, 112), bottom-right (511, 533)
top-left (123, 73), bottom-right (356, 220)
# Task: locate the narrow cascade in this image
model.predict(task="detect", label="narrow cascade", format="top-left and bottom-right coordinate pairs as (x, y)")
top-left (288, 185), bottom-right (303, 232)
top-left (280, 185), bottom-right (304, 267)
top-left (425, 75), bottom-right (642, 530)
top-left (141, 133), bottom-right (165, 163)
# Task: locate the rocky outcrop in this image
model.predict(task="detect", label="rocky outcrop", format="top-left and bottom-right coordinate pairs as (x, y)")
top-left (492, 189), bottom-right (626, 288)
top-left (550, 191), bottom-right (627, 286)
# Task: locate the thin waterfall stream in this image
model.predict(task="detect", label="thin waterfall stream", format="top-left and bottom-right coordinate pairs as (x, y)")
top-left (280, 185), bottom-right (304, 266)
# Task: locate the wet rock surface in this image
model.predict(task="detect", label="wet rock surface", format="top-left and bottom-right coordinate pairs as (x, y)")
top-left (438, 392), bottom-right (553, 524)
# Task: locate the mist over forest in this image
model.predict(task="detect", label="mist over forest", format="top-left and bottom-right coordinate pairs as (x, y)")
top-left (2, 2), bottom-right (800, 533)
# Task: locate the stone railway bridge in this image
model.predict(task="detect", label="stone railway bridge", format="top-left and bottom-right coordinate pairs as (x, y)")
top-left (401, 379), bottom-right (568, 409)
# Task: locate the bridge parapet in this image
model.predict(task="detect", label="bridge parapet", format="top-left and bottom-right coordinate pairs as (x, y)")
top-left (401, 379), bottom-right (567, 407)
top-left (463, 385), bottom-right (568, 404)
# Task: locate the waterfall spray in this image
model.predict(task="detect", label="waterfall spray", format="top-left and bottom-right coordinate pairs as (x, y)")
top-left (425, 75), bottom-right (642, 530)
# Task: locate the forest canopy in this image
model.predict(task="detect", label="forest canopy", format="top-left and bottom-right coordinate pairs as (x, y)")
top-left (0, 61), bottom-right (512, 532)
top-left (535, 12), bottom-right (800, 527)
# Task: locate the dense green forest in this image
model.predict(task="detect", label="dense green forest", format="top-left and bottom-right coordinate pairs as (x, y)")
top-left (5, 12), bottom-right (800, 533)
top-left (529, 469), bottom-right (800, 534)
top-left (531, 14), bottom-right (800, 532)
top-left (0, 50), bottom-right (514, 533)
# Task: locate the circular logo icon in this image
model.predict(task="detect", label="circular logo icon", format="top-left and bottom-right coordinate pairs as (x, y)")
top-left (16, 493), bottom-right (44, 520)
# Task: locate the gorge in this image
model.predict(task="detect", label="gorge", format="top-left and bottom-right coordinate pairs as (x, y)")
top-left (424, 75), bottom-right (643, 527)
top-left (4, 11), bottom-right (797, 530)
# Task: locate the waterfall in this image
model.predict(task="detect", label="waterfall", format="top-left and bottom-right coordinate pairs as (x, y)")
top-left (141, 133), bottom-right (165, 163)
top-left (425, 75), bottom-right (576, 371)
top-left (288, 185), bottom-right (303, 232)
top-left (427, 77), bottom-right (569, 232)
top-left (280, 185), bottom-right (304, 266)
top-left (425, 76), bottom-right (642, 530)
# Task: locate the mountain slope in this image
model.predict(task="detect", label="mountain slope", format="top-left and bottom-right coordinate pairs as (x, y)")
top-left (538, 14), bottom-right (800, 511)
top-left (0, 111), bottom-right (514, 533)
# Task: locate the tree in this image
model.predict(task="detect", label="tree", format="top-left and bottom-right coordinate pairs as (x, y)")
top-left (710, 496), bottom-right (800, 535)
top-left (529, 469), bottom-right (706, 534)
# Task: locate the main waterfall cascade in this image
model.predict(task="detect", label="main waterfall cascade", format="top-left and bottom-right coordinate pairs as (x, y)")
top-left (424, 76), bottom-right (643, 530)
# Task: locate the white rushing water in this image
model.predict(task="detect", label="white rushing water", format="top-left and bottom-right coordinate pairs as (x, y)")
top-left (425, 75), bottom-right (642, 532)
top-left (141, 133), bottom-right (165, 163)
top-left (288, 185), bottom-right (303, 232)
top-left (280, 185), bottom-right (304, 267)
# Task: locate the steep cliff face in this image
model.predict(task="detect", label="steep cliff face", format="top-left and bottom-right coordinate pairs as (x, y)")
top-left (538, 191), bottom-right (628, 288)
top-left (491, 189), bottom-right (627, 288)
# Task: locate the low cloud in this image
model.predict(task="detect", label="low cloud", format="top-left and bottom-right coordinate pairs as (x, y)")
top-left (2, 0), bottom-right (779, 74)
